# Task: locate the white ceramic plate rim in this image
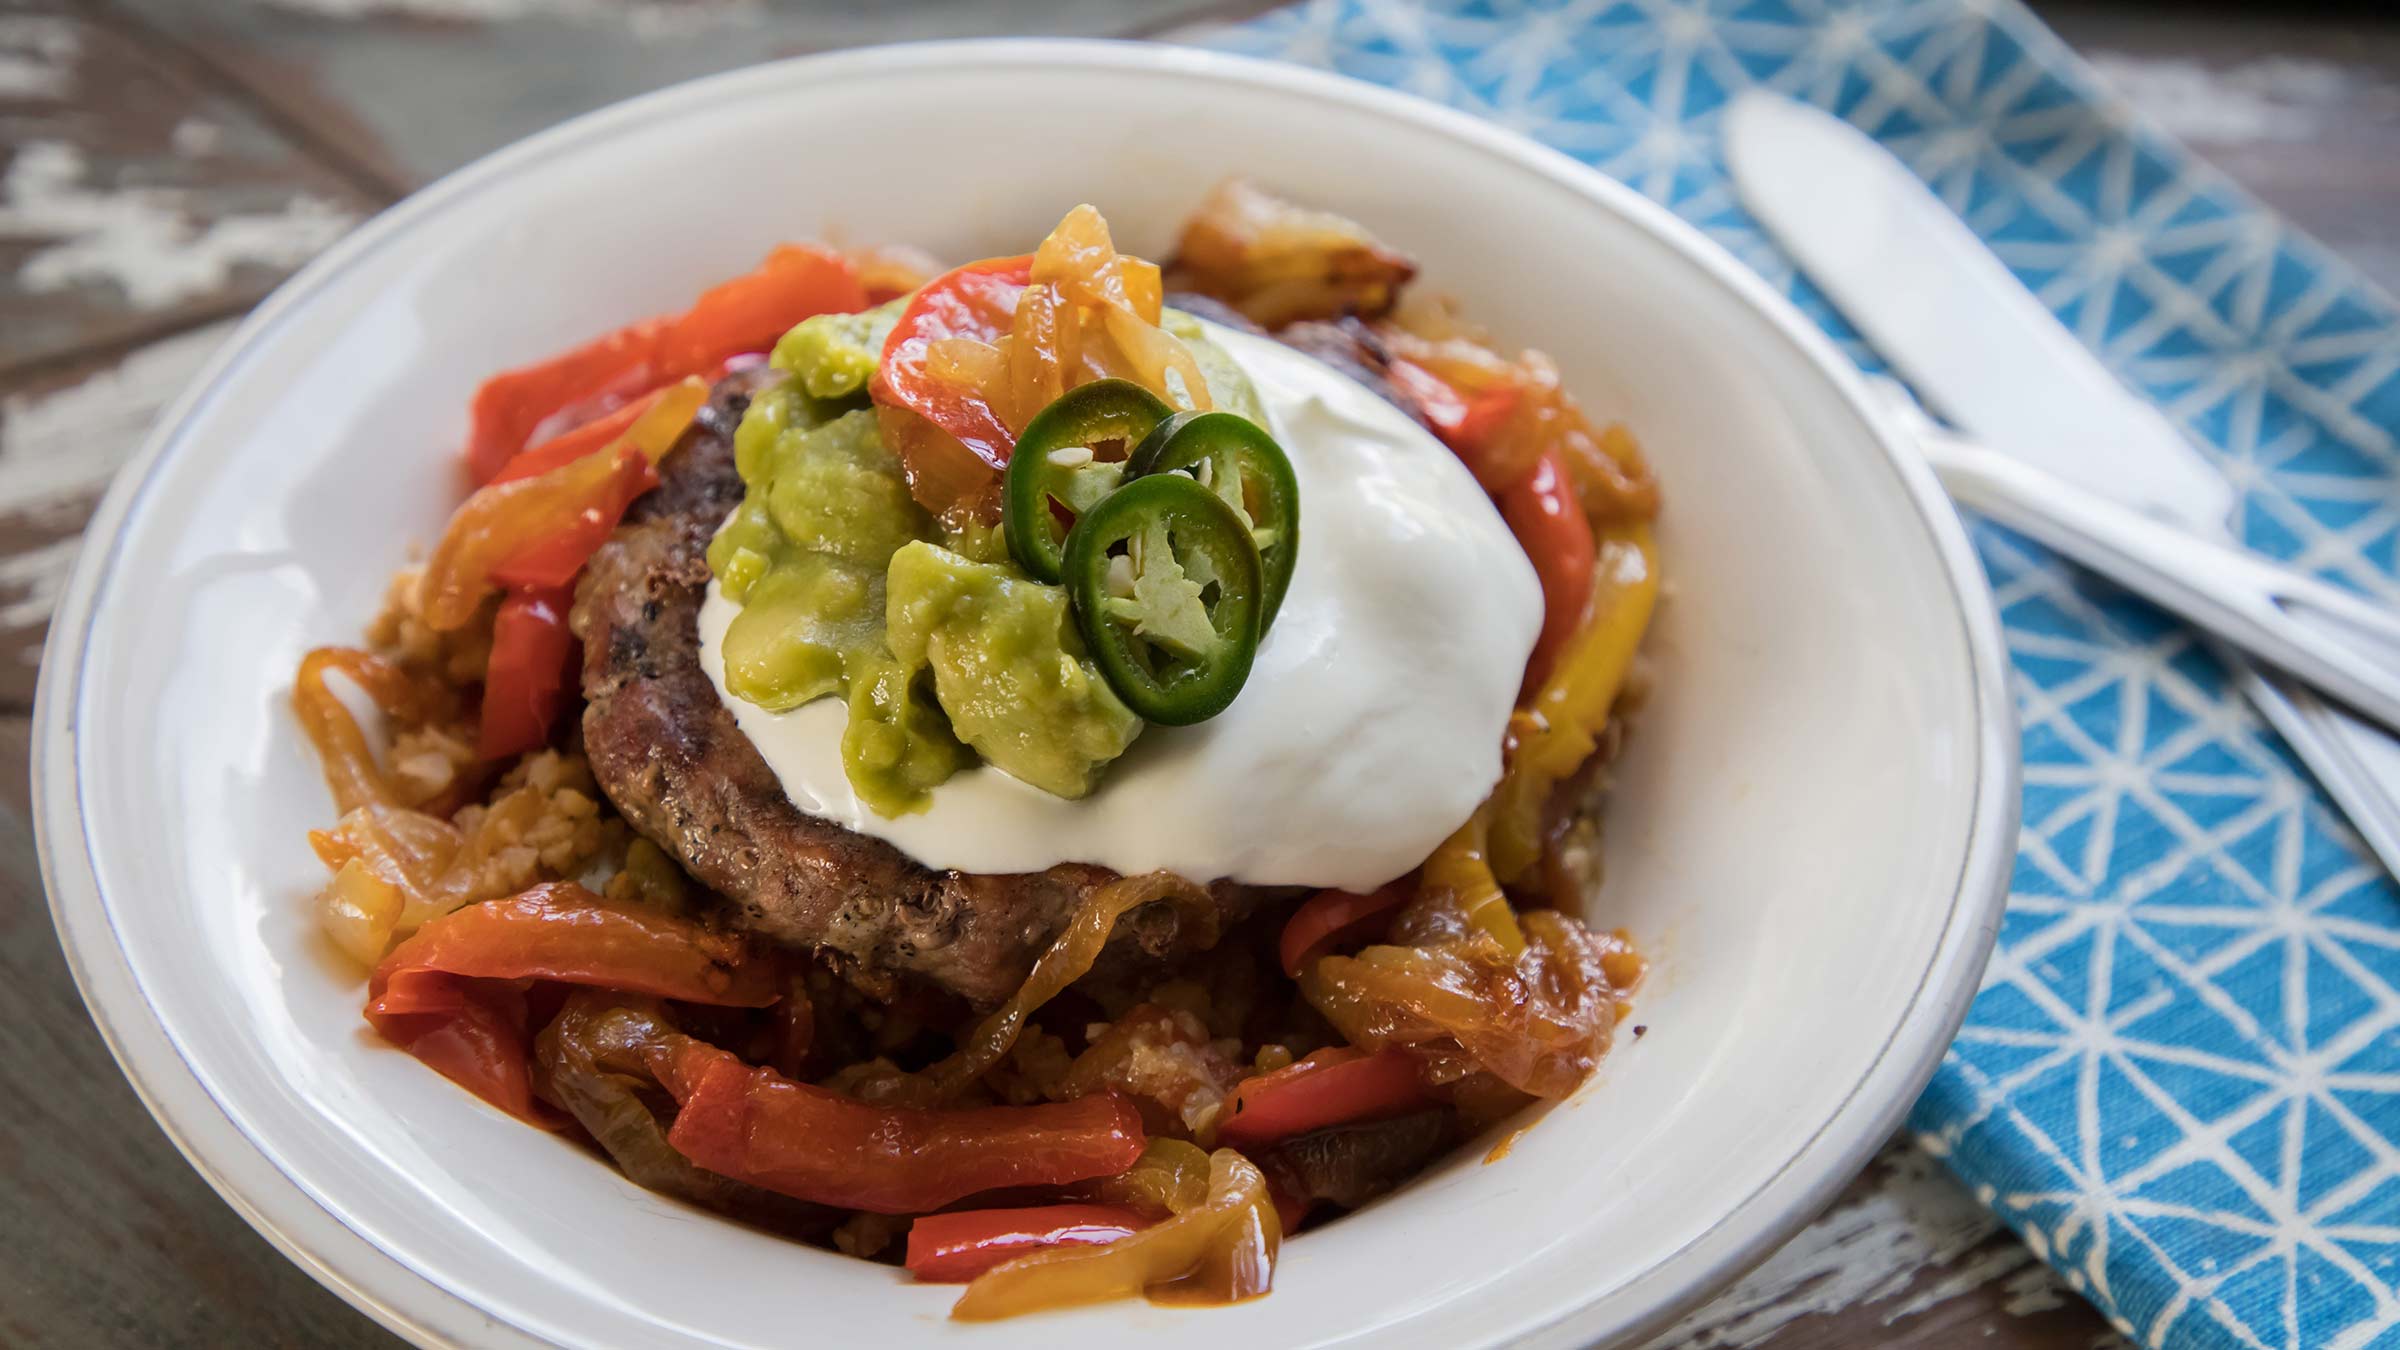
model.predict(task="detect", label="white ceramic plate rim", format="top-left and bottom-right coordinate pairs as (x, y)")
top-left (34, 37), bottom-right (2019, 1350)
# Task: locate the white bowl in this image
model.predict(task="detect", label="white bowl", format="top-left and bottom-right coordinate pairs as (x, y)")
top-left (34, 38), bottom-right (2016, 1350)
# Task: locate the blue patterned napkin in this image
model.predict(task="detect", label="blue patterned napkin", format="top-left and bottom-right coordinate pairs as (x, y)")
top-left (1191, 3), bottom-right (2400, 1346)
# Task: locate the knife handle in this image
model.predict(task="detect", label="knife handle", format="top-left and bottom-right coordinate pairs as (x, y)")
top-left (2234, 663), bottom-right (2400, 882)
top-left (1921, 431), bottom-right (2400, 737)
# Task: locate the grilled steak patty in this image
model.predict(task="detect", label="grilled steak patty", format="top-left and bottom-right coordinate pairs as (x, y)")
top-left (572, 373), bottom-right (1283, 1008)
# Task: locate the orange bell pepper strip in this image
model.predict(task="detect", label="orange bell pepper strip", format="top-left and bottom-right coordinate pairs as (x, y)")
top-left (465, 244), bottom-right (865, 481)
top-left (1497, 447), bottom-right (1597, 693)
top-left (476, 587), bottom-right (577, 760)
top-left (1215, 1047), bottom-right (1436, 1150)
top-left (653, 1035), bottom-right (1146, 1214)
top-left (906, 1204), bottom-right (1152, 1284)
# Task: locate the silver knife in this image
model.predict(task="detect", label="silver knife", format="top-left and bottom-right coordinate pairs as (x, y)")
top-left (1724, 89), bottom-right (2400, 878)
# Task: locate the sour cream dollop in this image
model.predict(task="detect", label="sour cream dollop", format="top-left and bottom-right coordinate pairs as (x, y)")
top-left (696, 322), bottom-right (1542, 891)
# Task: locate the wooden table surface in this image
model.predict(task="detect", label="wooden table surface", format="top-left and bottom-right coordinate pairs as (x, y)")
top-left (4, 2), bottom-right (2394, 1346)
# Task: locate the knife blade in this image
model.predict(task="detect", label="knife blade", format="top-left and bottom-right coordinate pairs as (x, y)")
top-left (1724, 89), bottom-right (2400, 879)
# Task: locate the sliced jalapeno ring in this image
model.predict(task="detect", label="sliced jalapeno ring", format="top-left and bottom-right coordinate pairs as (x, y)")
top-left (1126, 409), bottom-right (1300, 628)
top-left (1003, 379), bottom-right (1174, 583)
top-left (1063, 473), bottom-right (1264, 726)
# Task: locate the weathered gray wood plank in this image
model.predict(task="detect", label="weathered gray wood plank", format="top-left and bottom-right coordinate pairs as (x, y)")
top-left (0, 321), bottom-right (231, 707)
top-left (0, 5), bottom-right (378, 372)
top-left (107, 0), bottom-right (1265, 190)
top-left (1654, 1143), bottom-right (2127, 1349)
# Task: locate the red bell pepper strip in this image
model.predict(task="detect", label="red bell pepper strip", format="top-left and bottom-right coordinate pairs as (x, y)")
top-left (1277, 881), bottom-right (1413, 978)
top-left (364, 968), bottom-right (557, 1128)
top-left (1215, 1047), bottom-right (1435, 1150)
top-left (655, 1037), bottom-right (1146, 1214)
top-left (658, 245), bottom-right (860, 373)
top-left (871, 255), bottom-right (1033, 473)
top-left (466, 244), bottom-right (865, 481)
top-left (362, 884), bottom-right (777, 1124)
top-left (489, 392), bottom-right (655, 485)
top-left (369, 882), bottom-right (778, 1009)
top-left (1497, 447), bottom-right (1597, 692)
top-left (468, 327), bottom-right (655, 483)
top-left (483, 376), bottom-right (710, 592)
top-left (1388, 357), bottom-right (1522, 477)
top-left (477, 587), bottom-right (577, 760)
top-left (906, 1204), bottom-right (1152, 1283)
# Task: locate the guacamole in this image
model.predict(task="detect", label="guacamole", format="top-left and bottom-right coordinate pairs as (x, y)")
top-left (708, 304), bottom-right (1258, 813)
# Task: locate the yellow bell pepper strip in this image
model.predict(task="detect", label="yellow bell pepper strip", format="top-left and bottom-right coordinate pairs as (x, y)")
top-left (1486, 523), bottom-right (1659, 887)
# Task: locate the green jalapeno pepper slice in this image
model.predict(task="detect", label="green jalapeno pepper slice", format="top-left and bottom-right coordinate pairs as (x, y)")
top-left (1127, 409), bottom-right (1300, 628)
top-left (1002, 379), bottom-right (1173, 583)
top-left (1062, 473), bottom-right (1264, 726)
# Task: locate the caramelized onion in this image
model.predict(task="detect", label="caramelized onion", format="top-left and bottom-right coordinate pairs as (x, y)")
top-left (950, 1148), bottom-right (1277, 1319)
top-left (293, 647), bottom-right (454, 814)
top-left (878, 403), bottom-right (1005, 527)
top-left (316, 859), bottom-right (405, 966)
top-left (310, 802), bottom-right (464, 942)
top-left (1025, 205), bottom-right (1212, 416)
top-left (874, 872), bottom-right (1215, 1107)
top-left (1298, 896), bottom-right (1636, 1100)
top-left (535, 994), bottom-right (838, 1237)
top-left (1078, 1137), bottom-right (1213, 1217)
